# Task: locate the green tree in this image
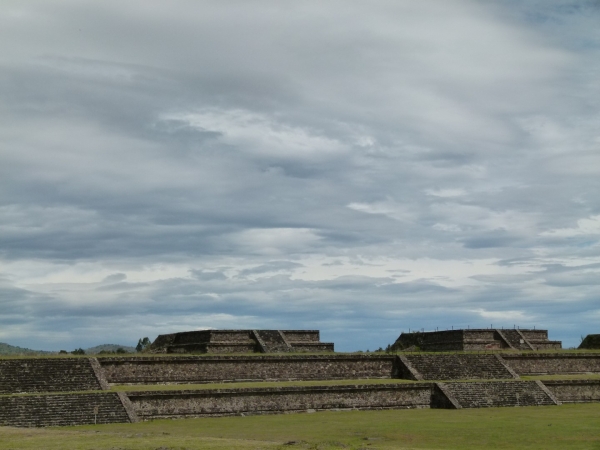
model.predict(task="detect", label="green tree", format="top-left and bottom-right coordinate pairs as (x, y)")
top-left (136, 337), bottom-right (151, 352)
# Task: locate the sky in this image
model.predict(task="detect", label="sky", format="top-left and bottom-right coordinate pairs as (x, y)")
top-left (1, 0), bottom-right (599, 352)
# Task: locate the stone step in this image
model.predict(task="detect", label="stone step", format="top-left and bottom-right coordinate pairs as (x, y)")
top-left (498, 330), bottom-right (532, 350)
top-left (402, 354), bottom-right (515, 380)
top-left (0, 393), bottom-right (131, 427)
top-left (0, 359), bottom-right (103, 394)
top-left (439, 381), bottom-right (557, 408)
top-left (253, 330), bottom-right (292, 352)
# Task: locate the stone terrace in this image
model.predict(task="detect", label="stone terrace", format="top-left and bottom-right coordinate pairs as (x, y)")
top-left (436, 381), bottom-right (559, 408)
top-left (148, 329), bottom-right (334, 354)
top-left (393, 328), bottom-right (561, 352)
top-left (499, 353), bottom-right (600, 375)
top-left (127, 384), bottom-right (433, 419)
top-left (0, 358), bottom-right (107, 394)
top-left (396, 354), bottom-right (518, 381)
top-left (99, 354), bottom-right (394, 384)
top-left (0, 393), bottom-right (133, 427)
top-left (4, 350), bottom-right (600, 427)
top-left (542, 380), bottom-right (600, 403)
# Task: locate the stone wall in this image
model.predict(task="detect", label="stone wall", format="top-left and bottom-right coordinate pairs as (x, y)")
top-left (0, 393), bottom-right (132, 427)
top-left (0, 358), bottom-right (107, 394)
top-left (167, 343), bottom-right (257, 354)
top-left (393, 330), bottom-right (464, 351)
top-left (99, 355), bottom-right (395, 384)
top-left (542, 380), bottom-right (600, 403)
top-left (126, 380), bottom-right (563, 419)
top-left (500, 354), bottom-right (600, 375)
top-left (396, 354), bottom-right (518, 381)
top-left (127, 384), bottom-right (432, 419)
top-left (529, 342), bottom-right (563, 350)
top-left (287, 343), bottom-right (335, 352)
top-left (519, 330), bottom-right (548, 340)
top-left (282, 330), bottom-right (321, 342)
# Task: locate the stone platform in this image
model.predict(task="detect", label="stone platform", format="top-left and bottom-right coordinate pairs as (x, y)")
top-left (99, 354), bottom-right (393, 384)
top-left (2, 351), bottom-right (600, 427)
top-left (393, 328), bottom-right (561, 352)
top-left (148, 329), bottom-right (334, 354)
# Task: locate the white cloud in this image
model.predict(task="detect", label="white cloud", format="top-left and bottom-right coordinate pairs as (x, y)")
top-left (425, 188), bottom-right (466, 198)
top-left (432, 223), bottom-right (462, 232)
top-left (347, 199), bottom-right (415, 222)
top-left (0, 0), bottom-right (598, 351)
top-left (541, 215), bottom-right (600, 237)
top-left (430, 203), bottom-right (538, 234)
top-left (228, 228), bottom-right (322, 256)
top-left (470, 308), bottom-right (531, 322)
top-left (162, 109), bottom-right (345, 160)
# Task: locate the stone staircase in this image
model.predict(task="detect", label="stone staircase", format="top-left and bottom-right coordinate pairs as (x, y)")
top-left (496, 329), bottom-right (533, 350)
top-left (253, 330), bottom-right (292, 353)
top-left (437, 381), bottom-right (558, 408)
top-left (399, 354), bottom-right (517, 380)
top-left (0, 393), bottom-right (132, 427)
top-left (0, 358), bottom-right (105, 394)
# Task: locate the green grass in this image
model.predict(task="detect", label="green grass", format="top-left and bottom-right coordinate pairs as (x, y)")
top-left (1, 403), bottom-right (600, 449)
top-left (524, 374), bottom-right (600, 381)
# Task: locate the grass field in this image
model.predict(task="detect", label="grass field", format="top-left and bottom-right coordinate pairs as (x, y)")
top-left (1, 403), bottom-right (599, 450)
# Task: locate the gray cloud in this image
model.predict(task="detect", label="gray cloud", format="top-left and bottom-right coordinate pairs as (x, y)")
top-left (1, 0), bottom-right (599, 351)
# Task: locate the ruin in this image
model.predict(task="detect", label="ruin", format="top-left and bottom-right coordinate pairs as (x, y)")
top-left (392, 328), bottom-right (562, 352)
top-left (579, 334), bottom-right (600, 349)
top-left (99, 354), bottom-right (393, 384)
top-left (1, 351), bottom-right (600, 427)
top-left (1, 327), bottom-right (599, 428)
top-left (148, 329), bottom-right (334, 354)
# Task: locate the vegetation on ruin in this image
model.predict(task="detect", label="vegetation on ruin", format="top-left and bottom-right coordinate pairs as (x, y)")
top-left (1, 403), bottom-right (599, 449)
top-left (523, 373), bottom-right (600, 381)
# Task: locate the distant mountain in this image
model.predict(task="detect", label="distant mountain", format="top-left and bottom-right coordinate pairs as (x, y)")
top-left (0, 342), bottom-right (53, 355)
top-left (0, 342), bottom-right (136, 355)
top-left (85, 344), bottom-right (136, 354)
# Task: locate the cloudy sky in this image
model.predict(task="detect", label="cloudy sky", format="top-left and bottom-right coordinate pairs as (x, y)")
top-left (1, 1), bottom-right (599, 351)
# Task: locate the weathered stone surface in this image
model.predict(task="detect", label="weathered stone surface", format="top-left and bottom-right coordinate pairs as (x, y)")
top-left (542, 380), bottom-right (600, 403)
top-left (148, 329), bottom-right (334, 354)
top-left (500, 353), bottom-right (600, 375)
top-left (99, 354), bottom-right (395, 384)
top-left (0, 393), bottom-right (131, 427)
top-left (1, 353), bottom-right (579, 428)
top-left (395, 354), bottom-right (518, 380)
top-left (435, 381), bottom-right (558, 408)
top-left (0, 358), bottom-right (106, 394)
top-left (393, 329), bottom-right (561, 352)
top-left (127, 383), bottom-right (432, 419)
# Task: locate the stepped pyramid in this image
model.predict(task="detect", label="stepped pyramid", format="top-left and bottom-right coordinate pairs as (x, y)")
top-left (148, 329), bottom-right (334, 354)
top-left (393, 328), bottom-right (561, 352)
